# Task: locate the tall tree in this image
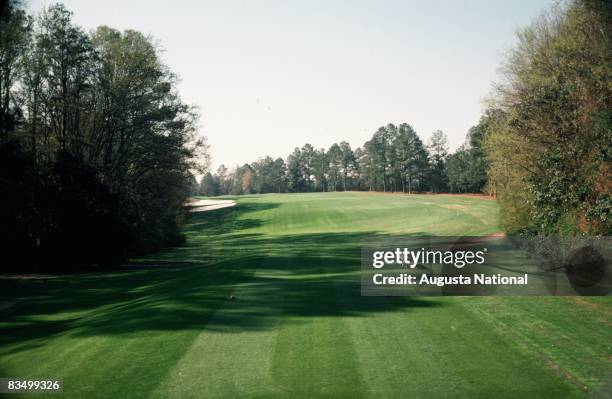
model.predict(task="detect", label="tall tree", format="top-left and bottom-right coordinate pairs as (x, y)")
top-left (353, 146), bottom-right (366, 190)
top-left (0, 0), bottom-right (28, 136)
top-left (393, 123), bottom-right (425, 193)
top-left (216, 164), bottom-right (228, 195)
top-left (286, 147), bottom-right (305, 192)
top-left (446, 145), bottom-right (486, 193)
top-left (327, 143), bottom-right (342, 191)
top-left (312, 148), bottom-right (329, 192)
top-left (37, 5), bottom-right (96, 154)
top-left (199, 172), bottom-right (218, 196)
top-left (241, 165), bottom-right (255, 194)
top-left (272, 157), bottom-right (287, 193)
top-left (427, 130), bottom-right (449, 192)
top-left (365, 126), bottom-right (392, 191)
top-left (339, 141), bottom-right (355, 191)
top-left (301, 143), bottom-right (315, 191)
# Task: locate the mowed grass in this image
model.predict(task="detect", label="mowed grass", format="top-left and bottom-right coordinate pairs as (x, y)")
top-left (1, 192), bottom-right (610, 398)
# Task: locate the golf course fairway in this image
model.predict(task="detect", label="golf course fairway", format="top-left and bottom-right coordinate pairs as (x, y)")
top-left (1, 192), bottom-right (610, 398)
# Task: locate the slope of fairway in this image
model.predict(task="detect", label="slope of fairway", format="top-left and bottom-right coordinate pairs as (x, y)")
top-left (1, 193), bottom-right (610, 398)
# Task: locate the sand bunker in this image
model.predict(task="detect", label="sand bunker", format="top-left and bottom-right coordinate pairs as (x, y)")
top-left (184, 199), bottom-right (236, 213)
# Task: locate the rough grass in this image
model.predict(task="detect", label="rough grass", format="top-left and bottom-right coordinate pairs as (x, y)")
top-left (1, 192), bottom-right (610, 398)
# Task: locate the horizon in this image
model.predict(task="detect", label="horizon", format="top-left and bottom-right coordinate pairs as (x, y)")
top-left (27, 0), bottom-right (553, 169)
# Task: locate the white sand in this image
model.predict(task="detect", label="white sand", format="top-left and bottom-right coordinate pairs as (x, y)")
top-left (184, 199), bottom-right (236, 213)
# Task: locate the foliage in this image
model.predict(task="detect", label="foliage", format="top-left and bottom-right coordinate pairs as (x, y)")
top-left (0, 3), bottom-right (208, 270)
top-left (427, 130), bottom-right (449, 193)
top-left (484, 0), bottom-right (611, 235)
top-left (207, 125), bottom-right (467, 195)
top-left (446, 146), bottom-right (487, 193)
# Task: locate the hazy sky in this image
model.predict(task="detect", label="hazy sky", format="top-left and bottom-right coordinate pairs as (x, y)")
top-left (28, 0), bottom-right (552, 169)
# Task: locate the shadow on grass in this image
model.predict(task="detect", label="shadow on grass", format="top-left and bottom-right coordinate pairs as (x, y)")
top-left (0, 200), bottom-right (441, 355)
top-left (181, 201), bottom-right (275, 235)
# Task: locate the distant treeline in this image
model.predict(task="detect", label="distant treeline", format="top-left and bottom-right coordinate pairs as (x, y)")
top-left (0, 3), bottom-right (207, 271)
top-left (199, 125), bottom-right (487, 197)
top-left (201, 0), bottom-right (611, 236)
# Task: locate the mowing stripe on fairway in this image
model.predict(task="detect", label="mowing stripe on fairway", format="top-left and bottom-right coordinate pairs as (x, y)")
top-left (1, 193), bottom-right (609, 398)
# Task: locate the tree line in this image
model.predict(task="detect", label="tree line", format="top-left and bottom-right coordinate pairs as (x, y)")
top-left (199, 125), bottom-right (488, 196)
top-left (0, 2), bottom-right (208, 271)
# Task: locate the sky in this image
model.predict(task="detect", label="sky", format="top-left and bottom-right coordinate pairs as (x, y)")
top-left (28, 0), bottom-right (553, 170)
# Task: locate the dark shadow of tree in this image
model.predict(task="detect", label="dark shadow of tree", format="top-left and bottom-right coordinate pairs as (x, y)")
top-left (0, 200), bottom-right (442, 355)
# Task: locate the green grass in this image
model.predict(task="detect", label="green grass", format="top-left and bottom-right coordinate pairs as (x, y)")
top-left (1, 192), bottom-right (610, 398)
